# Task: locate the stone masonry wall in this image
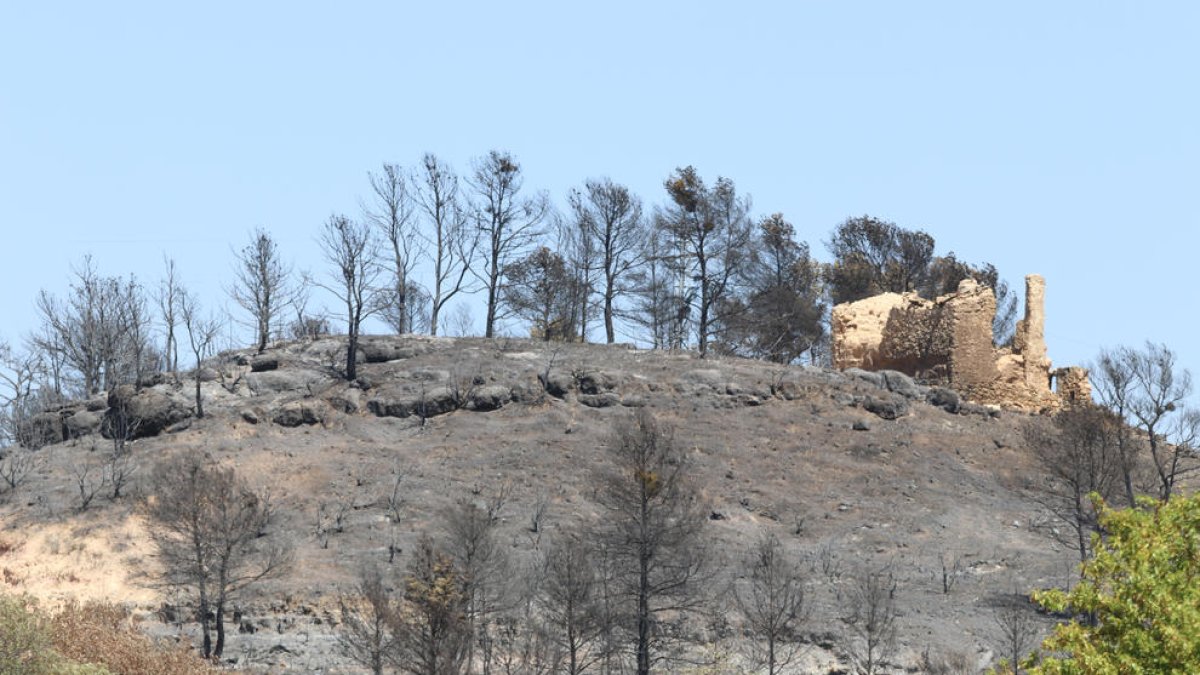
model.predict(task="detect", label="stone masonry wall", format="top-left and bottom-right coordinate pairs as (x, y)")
top-left (830, 274), bottom-right (1087, 411)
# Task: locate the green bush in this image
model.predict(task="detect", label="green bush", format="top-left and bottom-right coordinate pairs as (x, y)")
top-left (1029, 493), bottom-right (1200, 674)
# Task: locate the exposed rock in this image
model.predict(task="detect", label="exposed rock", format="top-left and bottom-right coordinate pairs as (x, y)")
top-left (83, 396), bottom-right (108, 412)
top-left (358, 340), bottom-right (420, 364)
top-left (578, 393), bottom-right (621, 408)
top-left (241, 409), bottom-right (260, 424)
top-left (467, 385), bottom-right (511, 412)
top-left (272, 402), bottom-right (325, 427)
top-left (250, 356), bottom-right (280, 372)
top-left (853, 419), bottom-right (872, 431)
top-left (409, 369), bottom-right (449, 382)
top-left (538, 370), bottom-right (574, 398)
top-left (64, 410), bottom-right (102, 438)
top-left (862, 394), bottom-right (909, 420)
top-left (104, 385), bottom-right (193, 439)
top-left (367, 387), bottom-right (458, 419)
top-left (879, 370), bottom-right (923, 400)
top-left (27, 411), bottom-right (67, 446)
top-left (576, 371), bottom-right (615, 395)
top-left (327, 388), bottom-right (363, 414)
top-left (844, 368), bottom-right (885, 388)
top-left (926, 387), bottom-right (961, 414)
top-left (247, 370), bottom-right (328, 396)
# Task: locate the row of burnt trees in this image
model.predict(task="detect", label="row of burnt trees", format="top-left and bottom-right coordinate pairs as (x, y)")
top-left (335, 411), bottom-right (817, 675)
top-left (0, 150), bottom-right (1017, 444)
top-left (284, 153), bottom-right (1019, 380)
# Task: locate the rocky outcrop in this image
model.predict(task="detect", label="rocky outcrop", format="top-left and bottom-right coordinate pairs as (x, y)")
top-left (104, 385), bottom-right (193, 439)
top-left (831, 274), bottom-right (1088, 411)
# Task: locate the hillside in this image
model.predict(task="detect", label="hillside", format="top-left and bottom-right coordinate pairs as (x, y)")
top-left (0, 335), bottom-right (1071, 673)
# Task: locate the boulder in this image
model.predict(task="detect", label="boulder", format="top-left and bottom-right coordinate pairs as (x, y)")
top-left (367, 387), bottom-right (458, 419)
top-left (879, 370), bottom-right (923, 399)
top-left (844, 368), bottom-right (885, 389)
top-left (926, 387), bottom-right (961, 414)
top-left (247, 370), bottom-right (328, 396)
top-left (327, 388), bottom-right (363, 414)
top-left (65, 410), bottom-right (103, 438)
top-left (250, 356), bottom-right (280, 372)
top-left (467, 385), bottom-right (511, 412)
top-left (272, 402), bottom-right (325, 427)
top-left (576, 371), bottom-right (615, 395)
top-left (27, 411), bottom-right (67, 446)
top-left (578, 393), bottom-right (621, 408)
top-left (105, 385), bottom-right (193, 439)
top-left (862, 394), bottom-right (909, 420)
top-left (538, 370), bottom-right (574, 398)
top-left (358, 340), bottom-right (420, 364)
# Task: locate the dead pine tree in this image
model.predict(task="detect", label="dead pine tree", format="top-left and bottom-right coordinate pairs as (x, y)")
top-left (842, 565), bottom-right (899, 675)
top-left (229, 228), bottom-right (294, 354)
top-left (179, 289), bottom-right (220, 418)
top-left (142, 453), bottom-right (292, 659)
top-left (315, 214), bottom-right (381, 381)
top-left (337, 565), bottom-right (397, 675)
top-left (594, 410), bottom-right (709, 675)
top-left (737, 533), bottom-right (807, 675)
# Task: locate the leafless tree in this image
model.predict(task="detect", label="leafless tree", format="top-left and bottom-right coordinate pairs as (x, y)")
top-left (179, 290), bottom-right (220, 419)
top-left (628, 226), bottom-right (685, 350)
top-left (442, 487), bottom-right (512, 673)
top-left (468, 150), bottom-right (548, 338)
top-left (737, 533), bottom-right (807, 675)
top-left (157, 256), bottom-right (183, 375)
top-left (536, 535), bottom-right (608, 674)
top-left (1023, 405), bottom-right (1123, 565)
top-left (316, 214), bottom-right (382, 381)
top-left (229, 228), bottom-right (293, 353)
top-left (415, 153), bottom-right (479, 337)
top-left (1093, 343), bottom-right (1200, 502)
top-left (0, 340), bottom-right (44, 448)
top-left (103, 445), bottom-right (136, 500)
top-left (992, 591), bottom-right (1040, 675)
top-left (569, 178), bottom-right (646, 344)
top-left (556, 211), bottom-right (600, 342)
top-left (392, 534), bottom-right (471, 675)
top-left (0, 449), bottom-right (37, 493)
top-left (142, 453), bottom-right (292, 660)
top-left (73, 458), bottom-right (104, 511)
top-left (446, 303), bottom-right (476, 338)
top-left (659, 167), bottom-right (753, 357)
top-left (365, 163), bottom-right (426, 335)
top-left (595, 410), bottom-right (709, 674)
top-left (34, 256), bottom-right (155, 396)
top-left (842, 566), bottom-right (898, 675)
top-left (338, 565), bottom-right (397, 675)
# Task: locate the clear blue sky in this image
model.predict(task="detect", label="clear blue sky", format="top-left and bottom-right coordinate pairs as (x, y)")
top-left (2, 3), bottom-right (1197, 383)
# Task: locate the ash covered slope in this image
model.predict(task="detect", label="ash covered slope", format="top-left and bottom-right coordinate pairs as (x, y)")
top-left (1, 336), bottom-right (1064, 672)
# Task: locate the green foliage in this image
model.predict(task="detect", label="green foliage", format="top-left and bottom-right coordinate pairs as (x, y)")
top-left (0, 594), bottom-right (121, 674)
top-left (1029, 493), bottom-right (1200, 674)
top-left (0, 593), bottom-right (56, 674)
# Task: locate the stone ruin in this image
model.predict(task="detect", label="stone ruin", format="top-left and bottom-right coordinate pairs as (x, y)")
top-left (831, 274), bottom-right (1090, 411)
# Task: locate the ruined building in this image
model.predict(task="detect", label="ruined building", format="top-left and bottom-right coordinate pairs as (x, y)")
top-left (831, 274), bottom-right (1089, 411)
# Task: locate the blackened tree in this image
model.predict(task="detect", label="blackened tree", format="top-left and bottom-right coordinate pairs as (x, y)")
top-left (468, 151), bottom-right (548, 338)
top-left (658, 167), bottom-right (753, 357)
top-left (316, 214), bottom-right (381, 381)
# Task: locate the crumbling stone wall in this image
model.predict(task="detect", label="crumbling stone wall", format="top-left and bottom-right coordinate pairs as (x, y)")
top-left (830, 274), bottom-right (1088, 411)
